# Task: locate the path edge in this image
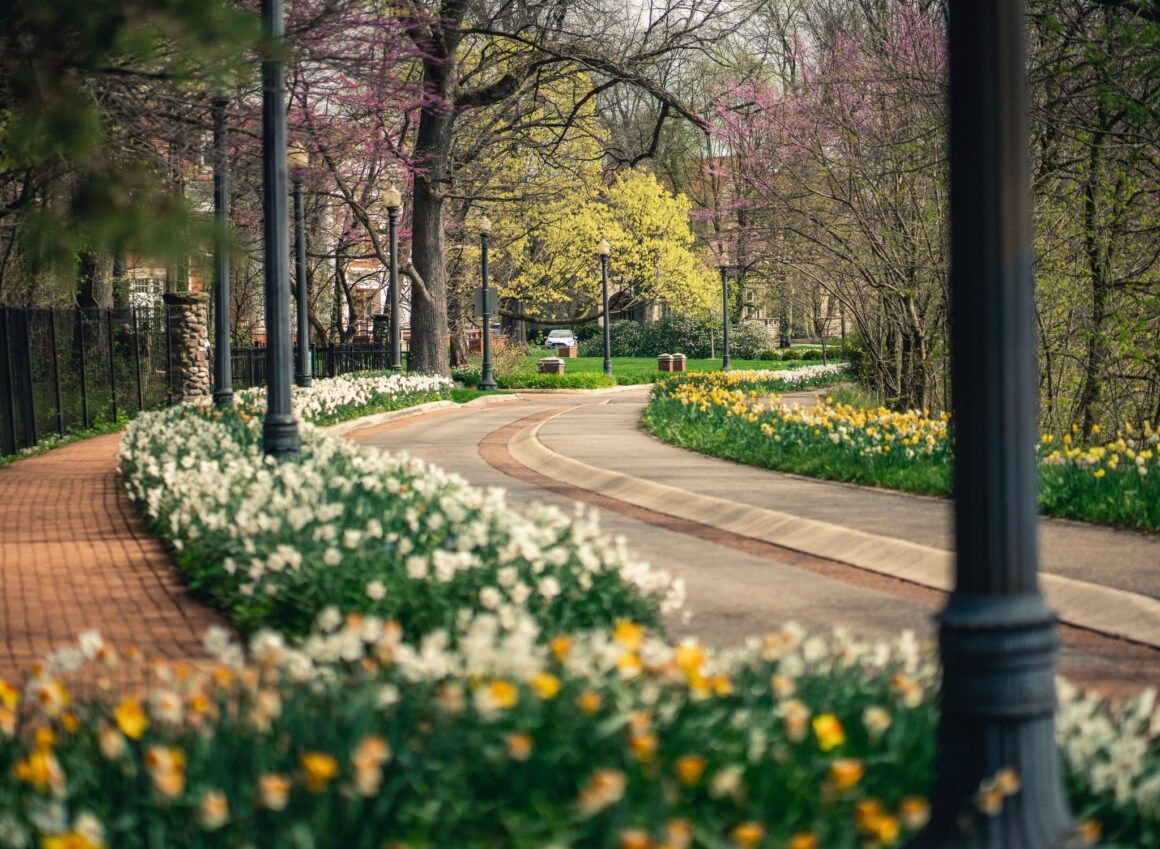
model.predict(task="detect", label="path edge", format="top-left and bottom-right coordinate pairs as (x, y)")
top-left (509, 407), bottom-right (1160, 648)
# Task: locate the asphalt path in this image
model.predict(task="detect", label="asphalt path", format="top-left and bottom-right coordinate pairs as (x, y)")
top-left (348, 391), bottom-right (1160, 693)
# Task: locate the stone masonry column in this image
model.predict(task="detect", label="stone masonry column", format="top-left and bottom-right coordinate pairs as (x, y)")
top-left (372, 313), bottom-right (390, 348)
top-left (163, 292), bottom-right (211, 402)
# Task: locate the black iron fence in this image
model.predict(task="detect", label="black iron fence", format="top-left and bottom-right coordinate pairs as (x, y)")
top-left (0, 305), bottom-right (173, 455)
top-left (230, 344), bottom-right (406, 390)
top-left (0, 304), bottom-right (407, 457)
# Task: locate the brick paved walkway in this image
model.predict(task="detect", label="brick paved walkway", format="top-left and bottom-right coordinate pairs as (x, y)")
top-left (0, 434), bottom-right (229, 678)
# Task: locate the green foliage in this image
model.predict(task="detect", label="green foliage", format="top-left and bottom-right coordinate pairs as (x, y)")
top-left (1, 0), bottom-right (260, 273)
top-left (497, 371), bottom-right (617, 390)
top-left (577, 317), bottom-right (775, 359)
top-left (574, 322), bottom-right (602, 342)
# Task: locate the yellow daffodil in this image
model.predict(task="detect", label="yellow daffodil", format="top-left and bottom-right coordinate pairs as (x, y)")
top-left (829, 758), bottom-right (865, 792)
top-left (613, 620), bottom-right (644, 651)
top-left (531, 672), bottom-right (561, 700)
top-left (812, 713), bottom-right (845, 751)
top-left (731, 822), bottom-right (764, 848)
top-left (628, 732), bottom-right (658, 763)
top-left (577, 691), bottom-right (603, 715)
top-left (549, 635), bottom-right (572, 662)
top-left (41, 832), bottom-right (103, 849)
top-left (15, 750), bottom-right (66, 796)
top-left (299, 751), bottom-right (339, 794)
top-left (487, 680), bottom-right (519, 710)
top-left (675, 754), bottom-right (706, 786)
top-left (619, 829), bottom-right (651, 849)
top-left (114, 696), bottom-right (148, 740)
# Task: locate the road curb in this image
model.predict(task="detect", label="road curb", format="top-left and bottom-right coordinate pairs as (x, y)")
top-left (509, 408), bottom-right (1160, 649)
top-left (324, 393), bottom-right (519, 438)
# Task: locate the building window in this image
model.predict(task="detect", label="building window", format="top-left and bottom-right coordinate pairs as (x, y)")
top-left (127, 273), bottom-right (165, 313)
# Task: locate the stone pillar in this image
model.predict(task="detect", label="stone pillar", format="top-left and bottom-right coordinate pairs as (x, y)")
top-left (163, 292), bottom-right (211, 402)
top-left (372, 313), bottom-right (390, 348)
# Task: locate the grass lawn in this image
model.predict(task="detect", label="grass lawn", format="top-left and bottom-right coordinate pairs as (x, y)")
top-left (457, 354), bottom-right (829, 388)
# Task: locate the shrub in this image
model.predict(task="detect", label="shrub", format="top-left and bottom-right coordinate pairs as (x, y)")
top-left (574, 322), bottom-right (603, 342)
top-left (577, 316), bottom-right (777, 359)
top-left (497, 371), bottom-right (617, 390)
top-left (780, 349), bottom-right (803, 361)
top-left (729, 321), bottom-right (777, 359)
top-left (839, 333), bottom-right (875, 388)
top-left (800, 348), bottom-right (823, 361)
top-left (757, 349), bottom-right (781, 361)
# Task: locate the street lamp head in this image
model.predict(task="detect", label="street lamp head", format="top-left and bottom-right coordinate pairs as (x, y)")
top-left (287, 142), bottom-right (309, 173)
top-left (382, 184), bottom-right (402, 210)
top-left (478, 216), bottom-right (492, 236)
top-left (597, 238), bottom-right (611, 257)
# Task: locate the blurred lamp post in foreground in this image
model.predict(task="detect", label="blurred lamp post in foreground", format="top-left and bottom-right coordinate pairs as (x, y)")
top-left (211, 96), bottom-right (233, 408)
top-left (907, 2), bottom-right (1073, 846)
top-left (260, 0), bottom-right (298, 458)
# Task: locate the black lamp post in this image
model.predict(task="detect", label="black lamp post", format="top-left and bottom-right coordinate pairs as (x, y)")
top-left (289, 142), bottom-right (311, 388)
top-left (598, 238), bottom-right (612, 377)
top-left (382, 184), bottom-right (403, 372)
top-left (260, 0), bottom-right (299, 458)
top-left (720, 265), bottom-right (731, 370)
top-left (908, 2), bottom-right (1072, 847)
top-left (211, 96), bottom-right (233, 408)
top-left (478, 217), bottom-right (497, 391)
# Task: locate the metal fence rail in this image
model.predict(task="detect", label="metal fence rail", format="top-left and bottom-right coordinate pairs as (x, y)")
top-left (1, 305), bottom-right (405, 457)
top-left (0, 306), bottom-right (172, 456)
top-left (227, 344), bottom-right (407, 390)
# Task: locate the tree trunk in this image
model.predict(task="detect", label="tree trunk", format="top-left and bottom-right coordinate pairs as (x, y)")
top-left (407, 21), bottom-right (461, 376)
top-left (76, 252), bottom-right (114, 309)
top-left (1078, 128), bottom-right (1108, 438)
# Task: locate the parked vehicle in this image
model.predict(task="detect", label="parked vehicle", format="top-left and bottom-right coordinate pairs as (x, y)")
top-left (543, 328), bottom-right (578, 350)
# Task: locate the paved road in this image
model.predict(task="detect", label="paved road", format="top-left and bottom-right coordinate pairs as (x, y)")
top-left (349, 390), bottom-right (1160, 692)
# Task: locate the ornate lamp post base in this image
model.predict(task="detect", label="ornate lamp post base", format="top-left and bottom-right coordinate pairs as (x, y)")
top-left (262, 414), bottom-right (300, 457)
top-left (906, 597), bottom-right (1076, 849)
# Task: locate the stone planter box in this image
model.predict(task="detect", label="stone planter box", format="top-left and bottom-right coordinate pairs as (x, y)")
top-left (537, 357), bottom-right (565, 375)
top-left (657, 354), bottom-right (674, 372)
top-left (558, 345), bottom-right (578, 358)
top-left (672, 353), bottom-right (687, 372)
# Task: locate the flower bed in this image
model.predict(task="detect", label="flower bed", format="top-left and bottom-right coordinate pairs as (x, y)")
top-left (251, 370), bottom-right (455, 425)
top-left (119, 379), bottom-right (680, 638)
top-left (643, 374), bottom-right (1160, 531)
top-left (0, 619), bottom-right (1154, 848)
top-left (1, 370), bottom-right (1154, 847)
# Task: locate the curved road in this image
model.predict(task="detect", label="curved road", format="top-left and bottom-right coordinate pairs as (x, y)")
top-left (349, 388), bottom-right (1160, 693)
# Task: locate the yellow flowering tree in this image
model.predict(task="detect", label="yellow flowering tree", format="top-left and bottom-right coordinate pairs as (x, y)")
top-left (489, 168), bottom-right (717, 323)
